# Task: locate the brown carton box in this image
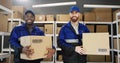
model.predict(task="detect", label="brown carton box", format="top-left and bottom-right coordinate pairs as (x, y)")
top-left (86, 25), bottom-right (94, 32)
top-left (35, 15), bottom-right (45, 21)
top-left (84, 12), bottom-right (96, 21)
top-left (96, 25), bottom-right (108, 32)
top-left (105, 55), bottom-right (111, 62)
top-left (44, 24), bottom-right (53, 34)
top-left (56, 14), bottom-right (70, 21)
top-left (12, 6), bottom-right (26, 16)
top-left (57, 27), bottom-right (61, 34)
top-left (83, 33), bottom-right (110, 55)
top-left (93, 8), bottom-right (112, 22)
top-left (0, 0), bottom-right (12, 9)
top-left (58, 55), bottom-right (63, 61)
top-left (46, 15), bottom-right (54, 21)
top-left (8, 22), bottom-right (19, 32)
top-left (8, 11), bottom-right (22, 19)
top-left (20, 36), bottom-right (52, 60)
top-left (0, 14), bottom-right (8, 32)
top-left (87, 55), bottom-right (105, 62)
top-left (119, 22), bottom-right (120, 34)
top-left (113, 39), bottom-right (120, 50)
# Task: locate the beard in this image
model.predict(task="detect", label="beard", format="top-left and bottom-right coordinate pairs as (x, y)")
top-left (70, 16), bottom-right (79, 22)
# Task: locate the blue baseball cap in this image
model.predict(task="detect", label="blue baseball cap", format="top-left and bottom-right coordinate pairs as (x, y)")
top-left (69, 6), bottom-right (80, 13)
top-left (25, 10), bottom-right (35, 16)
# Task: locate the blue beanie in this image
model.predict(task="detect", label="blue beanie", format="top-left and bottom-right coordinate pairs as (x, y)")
top-left (69, 6), bottom-right (80, 13)
top-left (25, 10), bottom-right (35, 16)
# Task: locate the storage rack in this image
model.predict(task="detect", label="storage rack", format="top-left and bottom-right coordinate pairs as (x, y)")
top-left (0, 5), bottom-right (13, 63)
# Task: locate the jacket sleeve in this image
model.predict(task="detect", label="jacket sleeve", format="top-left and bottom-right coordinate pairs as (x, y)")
top-left (58, 27), bottom-right (75, 55)
top-left (9, 27), bottom-right (23, 53)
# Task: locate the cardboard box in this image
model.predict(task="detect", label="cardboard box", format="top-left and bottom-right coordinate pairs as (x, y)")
top-left (44, 24), bottom-right (53, 34)
top-left (38, 27), bottom-right (44, 32)
top-left (115, 55), bottom-right (120, 63)
top-left (0, 14), bottom-right (8, 32)
top-left (46, 15), bottom-right (54, 21)
top-left (12, 6), bottom-right (26, 16)
top-left (57, 27), bottom-right (61, 34)
top-left (56, 14), bottom-right (70, 21)
top-left (8, 11), bottom-right (22, 19)
top-left (20, 36), bottom-right (52, 60)
top-left (58, 55), bottom-right (62, 61)
top-left (83, 33), bottom-right (110, 55)
top-left (86, 25), bottom-right (94, 32)
top-left (113, 9), bottom-right (120, 21)
top-left (35, 15), bottom-right (46, 21)
top-left (96, 25), bottom-right (108, 32)
top-left (43, 58), bottom-right (52, 61)
top-left (0, 0), bottom-right (12, 9)
top-left (79, 13), bottom-right (83, 21)
top-left (105, 55), bottom-right (111, 62)
top-left (8, 22), bottom-right (19, 32)
top-left (84, 12), bottom-right (96, 21)
top-left (93, 8), bottom-right (112, 22)
top-left (87, 55), bottom-right (105, 62)
top-left (113, 39), bottom-right (120, 50)
top-left (119, 22), bottom-right (120, 34)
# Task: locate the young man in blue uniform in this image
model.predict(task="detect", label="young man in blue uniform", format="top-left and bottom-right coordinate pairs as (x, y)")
top-left (58, 6), bottom-right (89, 63)
top-left (9, 10), bottom-right (55, 63)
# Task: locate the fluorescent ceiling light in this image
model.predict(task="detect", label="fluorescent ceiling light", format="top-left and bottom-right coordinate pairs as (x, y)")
top-left (32, 1), bottom-right (76, 8)
top-left (84, 4), bottom-right (120, 8)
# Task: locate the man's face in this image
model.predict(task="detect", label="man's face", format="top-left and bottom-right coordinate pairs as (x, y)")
top-left (24, 13), bottom-right (35, 25)
top-left (69, 11), bottom-right (80, 22)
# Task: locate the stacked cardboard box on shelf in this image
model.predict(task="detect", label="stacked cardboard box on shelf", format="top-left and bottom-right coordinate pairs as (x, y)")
top-left (86, 25), bottom-right (94, 32)
top-left (113, 39), bottom-right (120, 50)
top-left (56, 14), bottom-right (70, 21)
top-left (44, 24), bottom-right (53, 34)
top-left (56, 13), bottom-right (83, 21)
top-left (93, 8), bottom-right (112, 22)
top-left (46, 15), bottom-right (54, 21)
top-left (35, 15), bottom-right (46, 21)
top-left (84, 12), bottom-right (96, 21)
top-left (119, 22), bottom-right (120, 34)
top-left (8, 22), bottom-right (19, 32)
top-left (58, 55), bottom-right (62, 61)
top-left (12, 6), bottom-right (26, 19)
top-left (8, 11), bottom-right (22, 19)
top-left (57, 27), bottom-right (61, 34)
top-left (87, 55), bottom-right (105, 62)
top-left (115, 55), bottom-right (120, 63)
top-left (96, 25), bottom-right (108, 32)
top-left (0, 0), bottom-right (12, 9)
top-left (0, 14), bottom-right (8, 32)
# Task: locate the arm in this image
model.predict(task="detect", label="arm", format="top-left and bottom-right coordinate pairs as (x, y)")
top-left (58, 27), bottom-right (75, 55)
top-left (9, 27), bottom-right (23, 53)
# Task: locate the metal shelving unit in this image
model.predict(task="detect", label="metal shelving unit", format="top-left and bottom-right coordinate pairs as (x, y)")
top-left (0, 5), bottom-right (13, 63)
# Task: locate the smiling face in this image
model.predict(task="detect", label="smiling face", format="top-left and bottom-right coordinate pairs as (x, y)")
top-left (69, 11), bottom-right (80, 22)
top-left (24, 13), bottom-right (35, 25)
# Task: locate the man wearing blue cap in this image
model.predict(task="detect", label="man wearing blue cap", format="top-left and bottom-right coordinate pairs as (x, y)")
top-left (58, 6), bottom-right (89, 63)
top-left (9, 10), bottom-right (55, 63)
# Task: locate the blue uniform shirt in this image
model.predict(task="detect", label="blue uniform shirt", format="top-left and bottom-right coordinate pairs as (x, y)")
top-left (58, 22), bottom-right (89, 56)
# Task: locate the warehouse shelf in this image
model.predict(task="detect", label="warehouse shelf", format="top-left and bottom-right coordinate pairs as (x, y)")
top-left (2, 48), bottom-right (14, 52)
top-left (8, 18), bottom-right (24, 23)
top-left (56, 48), bottom-right (61, 51)
top-left (84, 21), bottom-right (112, 24)
top-left (56, 21), bottom-right (83, 24)
top-left (34, 21), bottom-right (54, 24)
top-left (0, 4), bottom-right (13, 63)
top-left (113, 35), bottom-right (117, 38)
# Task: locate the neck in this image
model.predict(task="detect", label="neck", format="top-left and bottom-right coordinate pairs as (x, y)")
top-left (26, 24), bottom-right (33, 29)
top-left (71, 21), bottom-right (79, 26)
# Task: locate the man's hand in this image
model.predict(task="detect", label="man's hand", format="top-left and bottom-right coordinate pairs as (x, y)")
top-left (22, 46), bottom-right (34, 58)
top-left (45, 48), bottom-right (55, 58)
top-left (75, 46), bottom-right (85, 55)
